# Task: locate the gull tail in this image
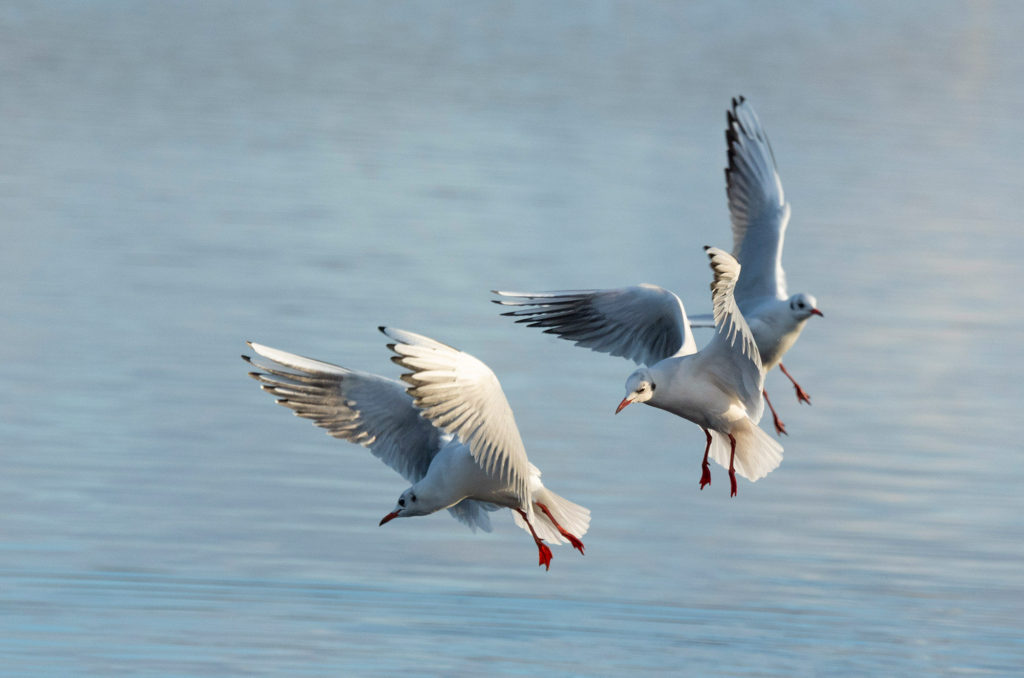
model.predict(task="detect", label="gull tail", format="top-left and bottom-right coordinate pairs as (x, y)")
top-left (512, 467), bottom-right (591, 548)
top-left (708, 421), bottom-right (783, 482)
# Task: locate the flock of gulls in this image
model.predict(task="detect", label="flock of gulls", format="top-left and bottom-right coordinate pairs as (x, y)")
top-left (242, 97), bottom-right (822, 570)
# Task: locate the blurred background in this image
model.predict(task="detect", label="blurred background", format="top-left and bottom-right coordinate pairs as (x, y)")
top-left (1, 1), bottom-right (1021, 675)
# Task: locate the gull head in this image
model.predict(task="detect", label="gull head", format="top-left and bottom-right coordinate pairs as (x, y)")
top-left (617, 368), bottom-right (656, 413)
top-left (379, 487), bottom-right (429, 525)
top-left (788, 293), bottom-right (823, 321)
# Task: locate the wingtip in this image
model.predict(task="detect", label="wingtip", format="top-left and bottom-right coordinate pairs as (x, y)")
top-left (705, 246), bottom-right (733, 264)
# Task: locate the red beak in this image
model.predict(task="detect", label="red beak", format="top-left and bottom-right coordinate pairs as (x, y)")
top-left (615, 397), bottom-right (632, 414)
top-left (810, 308), bottom-right (824, 317)
top-left (379, 511), bottom-right (400, 526)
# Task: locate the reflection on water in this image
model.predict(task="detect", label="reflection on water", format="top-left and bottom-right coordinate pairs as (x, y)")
top-left (1, 1), bottom-right (1022, 675)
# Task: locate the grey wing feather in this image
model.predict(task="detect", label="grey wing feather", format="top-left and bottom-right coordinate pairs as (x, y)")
top-left (243, 342), bottom-right (441, 484)
top-left (492, 285), bottom-right (696, 366)
top-left (447, 499), bottom-right (501, 532)
top-left (726, 96), bottom-right (790, 302)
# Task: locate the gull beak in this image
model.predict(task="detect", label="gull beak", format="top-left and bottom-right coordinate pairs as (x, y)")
top-left (379, 511), bottom-right (400, 526)
top-left (810, 308), bottom-right (824, 317)
top-left (615, 396), bottom-right (633, 414)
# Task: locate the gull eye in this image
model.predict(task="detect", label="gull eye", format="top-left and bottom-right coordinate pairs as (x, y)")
top-left (651, 383), bottom-right (656, 392)
top-left (398, 498), bottom-right (405, 507)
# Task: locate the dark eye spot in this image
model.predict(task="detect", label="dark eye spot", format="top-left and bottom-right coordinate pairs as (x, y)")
top-left (651, 383), bottom-right (656, 392)
top-left (398, 498), bottom-right (405, 507)
top-left (410, 494), bottom-right (417, 502)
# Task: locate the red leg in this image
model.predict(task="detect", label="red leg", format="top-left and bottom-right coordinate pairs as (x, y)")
top-left (700, 428), bottom-right (712, 489)
top-left (763, 389), bottom-right (787, 437)
top-left (535, 501), bottom-right (584, 555)
top-left (779, 364), bottom-right (811, 405)
top-left (728, 433), bottom-right (738, 497)
top-left (516, 508), bottom-right (553, 570)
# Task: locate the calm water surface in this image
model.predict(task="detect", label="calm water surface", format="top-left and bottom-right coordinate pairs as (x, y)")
top-left (1, 1), bottom-right (1022, 675)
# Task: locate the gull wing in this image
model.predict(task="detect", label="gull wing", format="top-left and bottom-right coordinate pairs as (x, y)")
top-left (492, 284), bottom-right (696, 366)
top-left (243, 342), bottom-right (441, 484)
top-left (381, 327), bottom-right (532, 516)
top-left (725, 96), bottom-right (791, 302)
top-left (701, 247), bottom-right (765, 422)
top-left (447, 499), bottom-right (501, 533)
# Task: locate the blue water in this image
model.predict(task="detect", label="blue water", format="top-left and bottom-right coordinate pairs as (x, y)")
top-left (2, 1), bottom-right (1022, 675)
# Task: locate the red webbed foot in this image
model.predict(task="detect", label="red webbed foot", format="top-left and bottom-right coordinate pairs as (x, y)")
top-left (534, 501), bottom-right (585, 555)
top-left (729, 469), bottom-right (738, 497)
top-left (699, 429), bottom-right (713, 490)
top-left (518, 507), bottom-right (554, 570)
top-left (536, 541), bottom-right (553, 570)
top-left (699, 462), bottom-right (712, 490)
top-left (772, 413), bottom-right (788, 437)
top-left (779, 364), bottom-right (811, 405)
top-left (563, 533), bottom-right (585, 555)
top-left (763, 389), bottom-right (788, 436)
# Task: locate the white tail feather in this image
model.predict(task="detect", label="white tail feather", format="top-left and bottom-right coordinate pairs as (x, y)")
top-left (511, 478), bottom-right (591, 547)
top-left (708, 422), bottom-right (783, 482)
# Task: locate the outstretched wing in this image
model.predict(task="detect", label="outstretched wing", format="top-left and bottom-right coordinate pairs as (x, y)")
top-left (702, 247), bottom-right (765, 422)
top-left (243, 342), bottom-right (441, 484)
top-left (726, 95), bottom-right (790, 302)
top-left (492, 284), bottom-right (696, 366)
top-left (381, 327), bottom-right (533, 516)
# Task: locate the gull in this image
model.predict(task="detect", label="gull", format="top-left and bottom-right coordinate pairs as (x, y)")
top-left (688, 96), bottom-right (823, 435)
top-left (242, 328), bottom-right (589, 570)
top-left (495, 247), bottom-right (782, 496)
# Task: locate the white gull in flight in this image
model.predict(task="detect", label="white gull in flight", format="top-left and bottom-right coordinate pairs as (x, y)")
top-left (495, 247), bottom-right (782, 496)
top-left (242, 328), bottom-right (589, 570)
